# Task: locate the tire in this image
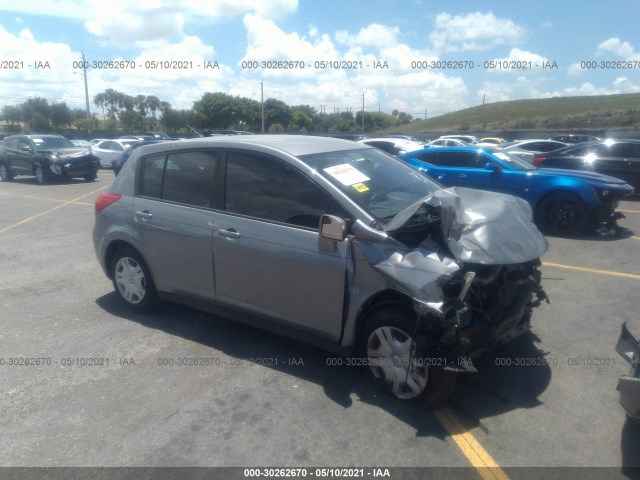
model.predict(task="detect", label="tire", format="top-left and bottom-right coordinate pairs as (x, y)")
top-left (84, 172), bottom-right (97, 182)
top-left (0, 163), bottom-right (13, 181)
top-left (360, 307), bottom-right (457, 409)
top-left (33, 163), bottom-right (48, 184)
top-left (111, 247), bottom-right (158, 313)
top-left (534, 192), bottom-right (588, 236)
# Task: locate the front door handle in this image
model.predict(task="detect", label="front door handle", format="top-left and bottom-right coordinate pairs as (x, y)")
top-left (219, 228), bottom-right (240, 239)
top-left (459, 173), bottom-right (467, 178)
top-left (135, 210), bottom-right (153, 220)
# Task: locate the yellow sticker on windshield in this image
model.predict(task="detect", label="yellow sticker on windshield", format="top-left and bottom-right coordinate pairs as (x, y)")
top-left (352, 183), bottom-right (369, 192)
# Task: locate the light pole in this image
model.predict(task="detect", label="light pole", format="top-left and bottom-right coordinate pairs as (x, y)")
top-left (73, 51), bottom-right (91, 134)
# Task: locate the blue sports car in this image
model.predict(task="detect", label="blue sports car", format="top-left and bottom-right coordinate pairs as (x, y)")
top-left (399, 147), bottom-right (633, 235)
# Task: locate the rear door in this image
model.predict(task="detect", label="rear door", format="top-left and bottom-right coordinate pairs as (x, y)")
top-left (212, 150), bottom-right (349, 341)
top-left (132, 150), bottom-right (218, 301)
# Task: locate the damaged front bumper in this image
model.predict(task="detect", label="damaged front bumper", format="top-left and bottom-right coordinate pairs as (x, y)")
top-left (616, 320), bottom-right (640, 420)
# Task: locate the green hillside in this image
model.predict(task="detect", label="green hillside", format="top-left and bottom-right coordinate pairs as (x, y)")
top-left (388, 93), bottom-right (640, 133)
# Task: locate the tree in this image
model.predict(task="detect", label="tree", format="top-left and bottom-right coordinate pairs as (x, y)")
top-left (93, 92), bottom-right (107, 118)
top-left (290, 110), bottom-right (313, 131)
top-left (135, 94), bottom-right (147, 118)
top-left (119, 110), bottom-right (143, 131)
top-left (2, 105), bottom-right (21, 125)
top-left (22, 97), bottom-right (50, 124)
top-left (146, 95), bottom-right (161, 128)
top-left (263, 98), bottom-right (290, 130)
top-left (29, 112), bottom-right (51, 132)
top-left (193, 92), bottom-right (238, 129)
top-left (50, 102), bottom-right (71, 129)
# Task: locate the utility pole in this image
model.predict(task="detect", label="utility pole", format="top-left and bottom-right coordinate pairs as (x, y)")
top-left (261, 79), bottom-right (265, 133)
top-left (425, 107), bottom-right (428, 120)
top-left (362, 93), bottom-right (365, 133)
top-left (81, 50), bottom-right (91, 134)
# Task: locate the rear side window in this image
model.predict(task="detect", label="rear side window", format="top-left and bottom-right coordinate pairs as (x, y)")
top-left (139, 151), bottom-right (217, 208)
top-left (225, 151), bottom-right (333, 229)
top-left (141, 155), bottom-right (166, 198)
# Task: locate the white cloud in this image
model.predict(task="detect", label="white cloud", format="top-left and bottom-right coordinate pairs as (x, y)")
top-left (596, 38), bottom-right (640, 60)
top-left (335, 24), bottom-right (400, 49)
top-left (487, 48), bottom-right (550, 74)
top-left (533, 77), bottom-right (640, 98)
top-left (0, 25), bottom-right (83, 106)
top-left (1, 0), bottom-right (298, 46)
top-left (85, 6), bottom-right (185, 45)
top-left (429, 11), bottom-right (526, 53)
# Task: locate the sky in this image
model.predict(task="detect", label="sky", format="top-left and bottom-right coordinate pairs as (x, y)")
top-left (0, 0), bottom-right (639, 119)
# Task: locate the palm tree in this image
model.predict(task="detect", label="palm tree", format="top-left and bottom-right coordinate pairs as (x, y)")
top-left (146, 95), bottom-right (161, 128)
top-left (93, 92), bottom-right (107, 119)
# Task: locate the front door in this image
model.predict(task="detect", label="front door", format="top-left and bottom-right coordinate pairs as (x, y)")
top-left (212, 150), bottom-right (349, 341)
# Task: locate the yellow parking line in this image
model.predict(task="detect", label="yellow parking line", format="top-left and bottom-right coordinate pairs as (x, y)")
top-left (618, 209), bottom-right (640, 213)
top-left (0, 184), bottom-right (108, 234)
top-left (0, 191), bottom-right (94, 206)
top-left (543, 262), bottom-right (640, 280)
top-left (434, 407), bottom-right (509, 480)
top-left (633, 236), bottom-right (640, 241)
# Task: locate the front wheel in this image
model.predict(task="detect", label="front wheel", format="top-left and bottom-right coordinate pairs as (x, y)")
top-left (534, 192), bottom-right (588, 236)
top-left (360, 307), bottom-right (457, 409)
top-left (33, 163), bottom-right (48, 184)
top-left (111, 247), bottom-right (158, 312)
top-left (84, 172), bottom-right (97, 182)
top-left (0, 163), bottom-right (13, 181)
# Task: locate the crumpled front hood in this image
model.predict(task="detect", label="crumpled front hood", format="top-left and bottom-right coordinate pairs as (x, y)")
top-left (384, 186), bottom-right (548, 265)
top-left (40, 147), bottom-right (92, 158)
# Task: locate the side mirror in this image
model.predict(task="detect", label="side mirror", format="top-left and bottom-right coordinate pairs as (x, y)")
top-left (320, 214), bottom-right (347, 241)
top-left (20, 145), bottom-right (33, 152)
top-left (484, 162), bottom-right (501, 172)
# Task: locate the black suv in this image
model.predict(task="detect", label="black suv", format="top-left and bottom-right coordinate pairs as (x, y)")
top-left (0, 135), bottom-right (99, 184)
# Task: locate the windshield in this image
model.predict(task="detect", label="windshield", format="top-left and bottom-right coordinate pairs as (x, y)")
top-left (486, 148), bottom-right (536, 171)
top-left (31, 137), bottom-right (76, 150)
top-left (299, 148), bottom-right (441, 223)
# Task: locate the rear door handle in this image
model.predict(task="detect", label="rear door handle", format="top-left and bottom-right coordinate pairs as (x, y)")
top-left (459, 173), bottom-right (467, 178)
top-left (219, 228), bottom-right (240, 239)
top-left (135, 210), bottom-right (153, 220)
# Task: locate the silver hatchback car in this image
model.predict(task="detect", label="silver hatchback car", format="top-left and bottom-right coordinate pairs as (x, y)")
top-left (93, 135), bottom-right (548, 407)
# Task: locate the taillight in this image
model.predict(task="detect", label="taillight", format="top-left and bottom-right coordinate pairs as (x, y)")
top-left (95, 192), bottom-right (122, 214)
top-left (531, 156), bottom-right (545, 166)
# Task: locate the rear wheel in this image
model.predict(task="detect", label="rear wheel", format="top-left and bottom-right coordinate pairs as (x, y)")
top-left (0, 163), bottom-right (13, 181)
top-left (360, 307), bottom-right (457, 409)
top-left (534, 192), bottom-right (588, 236)
top-left (84, 172), bottom-right (97, 182)
top-left (111, 247), bottom-right (158, 312)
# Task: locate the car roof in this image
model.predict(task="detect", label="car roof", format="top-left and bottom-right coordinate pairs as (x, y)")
top-left (132, 135), bottom-right (371, 157)
top-left (23, 134), bottom-right (64, 139)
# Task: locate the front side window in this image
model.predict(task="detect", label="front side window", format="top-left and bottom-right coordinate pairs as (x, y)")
top-left (225, 151), bottom-right (334, 229)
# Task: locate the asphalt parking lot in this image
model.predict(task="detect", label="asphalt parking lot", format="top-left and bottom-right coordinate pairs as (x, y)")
top-left (1, 170), bottom-right (639, 479)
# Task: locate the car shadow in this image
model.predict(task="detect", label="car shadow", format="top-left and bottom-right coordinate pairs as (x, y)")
top-left (543, 226), bottom-right (636, 242)
top-left (621, 416), bottom-right (640, 479)
top-left (96, 293), bottom-right (552, 437)
top-left (446, 332), bottom-right (552, 424)
top-left (5, 177), bottom-right (96, 186)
